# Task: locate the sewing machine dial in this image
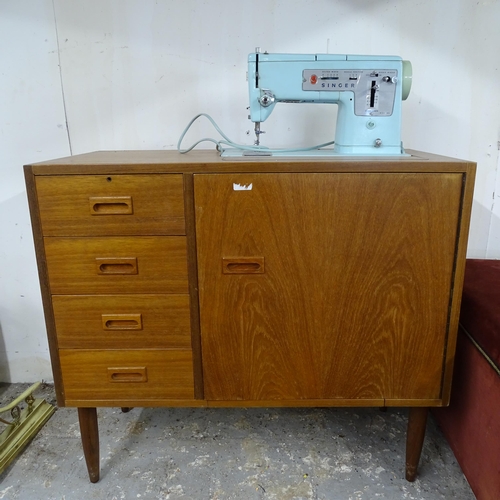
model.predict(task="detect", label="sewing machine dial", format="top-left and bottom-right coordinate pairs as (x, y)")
top-left (302, 69), bottom-right (398, 116)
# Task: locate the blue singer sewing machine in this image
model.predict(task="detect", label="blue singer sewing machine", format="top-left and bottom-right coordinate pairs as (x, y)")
top-left (222, 50), bottom-right (412, 157)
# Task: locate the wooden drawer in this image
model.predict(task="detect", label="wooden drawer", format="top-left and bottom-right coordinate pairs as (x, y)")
top-left (60, 349), bottom-right (194, 401)
top-left (45, 236), bottom-right (188, 294)
top-left (36, 174), bottom-right (185, 236)
top-left (53, 295), bottom-right (191, 349)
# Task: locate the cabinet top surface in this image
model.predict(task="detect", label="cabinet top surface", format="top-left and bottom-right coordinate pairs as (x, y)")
top-left (25, 149), bottom-right (475, 175)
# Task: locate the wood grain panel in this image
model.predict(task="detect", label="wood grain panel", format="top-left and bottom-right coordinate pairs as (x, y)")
top-left (440, 168), bottom-right (476, 404)
top-left (60, 349), bottom-right (194, 400)
top-left (44, 236), bottom-right (188, 294)
top-left (66, 398), bottom-right (207, 408)
top-left (24, 166), bottom-right (66, 406)
top-left (36, 174), bottom-right (185, 236)
top-left (195, 173), bottom-right (463, 402)
top-left (206, 399), bottom-right (385, 408)
top-left (27, 150), bottom-right (473, 176)
top-left (183, 174), bottom-right (205, 399)
top-left (53, 295), bottom-right (191, 348)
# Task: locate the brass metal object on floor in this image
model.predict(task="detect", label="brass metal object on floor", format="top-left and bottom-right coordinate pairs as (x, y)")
top-left (0, 382), bottom-right (56, 473)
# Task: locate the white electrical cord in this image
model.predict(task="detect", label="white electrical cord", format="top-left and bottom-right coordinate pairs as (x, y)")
top-left (177, 113), bottom-right (335, 155)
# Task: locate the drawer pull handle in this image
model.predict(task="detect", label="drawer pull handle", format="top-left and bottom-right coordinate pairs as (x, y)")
top-left (108, 367), bottom-right (147, 383)
top-left (96, 257), bottom-right (138, 275)
top-left (102, 313), bottom-right (143, 330)
top-left (89, 196), bottom-right (133, 215)
top-left (222, 257), bottom-right (265, 274)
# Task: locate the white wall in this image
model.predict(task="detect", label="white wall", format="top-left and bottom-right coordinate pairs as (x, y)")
top-left (1, 0), bottom-right (499, 382)
top-left (0, 1), bottom-right (70, 382)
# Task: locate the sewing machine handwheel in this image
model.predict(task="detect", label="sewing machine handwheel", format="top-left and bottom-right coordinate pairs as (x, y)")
top-left (402, 60), bottom-right (412, 100)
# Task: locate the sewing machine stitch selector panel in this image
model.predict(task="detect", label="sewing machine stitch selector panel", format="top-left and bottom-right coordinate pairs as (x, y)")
top-left (302, 69), bottom-right (398, 116)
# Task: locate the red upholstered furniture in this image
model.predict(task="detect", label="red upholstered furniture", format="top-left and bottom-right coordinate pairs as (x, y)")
top-left (433, 259), bottom-right (500, 500)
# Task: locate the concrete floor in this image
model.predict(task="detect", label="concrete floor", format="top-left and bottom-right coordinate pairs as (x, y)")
top-left (0, 383), bottom-right (474, 500)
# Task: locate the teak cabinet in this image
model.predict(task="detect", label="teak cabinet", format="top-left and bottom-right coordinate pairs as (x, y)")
top-left (24, 150), bottom-right (476, 483)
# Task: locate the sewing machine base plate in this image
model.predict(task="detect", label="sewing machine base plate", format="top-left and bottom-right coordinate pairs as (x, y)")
top-left (220, 148), bottom-right (411, 158)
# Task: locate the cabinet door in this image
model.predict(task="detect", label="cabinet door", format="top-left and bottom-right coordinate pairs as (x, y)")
top-left (195, 173), bottom-right (463, 402)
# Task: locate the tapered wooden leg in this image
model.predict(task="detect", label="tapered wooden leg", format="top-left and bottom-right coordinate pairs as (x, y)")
top-left (78, 407), bottom-right (100, 483)
top-left (405, 407), bottom-right (428, 482)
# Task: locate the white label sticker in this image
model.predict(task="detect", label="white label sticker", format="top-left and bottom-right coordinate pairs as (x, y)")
top-left (233, 183), bottom-right (253, 191)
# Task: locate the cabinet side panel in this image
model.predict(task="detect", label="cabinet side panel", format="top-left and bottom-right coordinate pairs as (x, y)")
top-left (195, 172), bottom-right (463, 402)
top-left (24, 166), bottom-right (65, 405)
top-left (440, 165), bottom-right (476, 404)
